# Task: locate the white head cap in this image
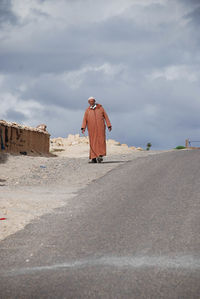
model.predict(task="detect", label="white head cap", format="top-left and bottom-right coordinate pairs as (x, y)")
top-left (88, 96), bottom-right (95, 101)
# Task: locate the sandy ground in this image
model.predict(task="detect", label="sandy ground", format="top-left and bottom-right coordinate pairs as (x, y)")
top-left (0, 143), bottom-right (167, 242)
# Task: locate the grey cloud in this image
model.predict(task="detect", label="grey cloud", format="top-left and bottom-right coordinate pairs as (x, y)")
top-left (91, 4), bottom-right (166, 42)
top-left (0, 1), bottom-right (194, 74)
top-left (0, 52), bottom-right (86, 75)
top-left (0, 0), bottom-right (18, 26)
top-left (0, 23), bottom-right (185, 75)
top-left (30, 8), bottom-right (50, 18)
top-left (5, 109), bottom-right (27, 122)
top-left (19, 67), bottom-right (141, 113)
top-left (0, 5), bottom-right (192, 76)
top-left (185, 7), bottom-right (200, 25)
top-left (180, 0), bottom-right (200, 26)
top-left (180, 0), bottom-right (200, 5)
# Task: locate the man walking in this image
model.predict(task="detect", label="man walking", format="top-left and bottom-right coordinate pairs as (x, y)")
top-left (81, 97), bottom-right (112, 163)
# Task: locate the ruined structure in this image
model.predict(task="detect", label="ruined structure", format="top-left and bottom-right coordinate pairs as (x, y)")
top-left (0, 120), bottom-right (50, 155)
top-left (185, 139), bottom-right (200, 149)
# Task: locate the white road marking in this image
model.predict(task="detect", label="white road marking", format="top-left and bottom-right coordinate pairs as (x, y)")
top-left (4, 255), bottom-right (200, 276)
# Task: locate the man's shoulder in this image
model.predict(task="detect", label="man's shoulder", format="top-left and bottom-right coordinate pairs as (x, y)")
top-left (96, 103), bottom-right (103, 109)
top-left (85, 107), bottom-right (90, 112)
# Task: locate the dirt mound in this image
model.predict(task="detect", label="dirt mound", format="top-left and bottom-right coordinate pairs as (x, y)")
top-left (50, 134), bottom-right (143, 157)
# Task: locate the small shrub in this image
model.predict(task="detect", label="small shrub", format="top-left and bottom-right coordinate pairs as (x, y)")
top-left (146, 142), bottom-right (152, 151)
top-left (175, 145), bottom-right (186, 150)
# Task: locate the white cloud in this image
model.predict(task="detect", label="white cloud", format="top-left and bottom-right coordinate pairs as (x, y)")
top-left (0, 91), bottom-right (44, 120)
top-left (148, 65), bottom-right (199, 82)
top-left (60, 63), bottom-right (125, 89)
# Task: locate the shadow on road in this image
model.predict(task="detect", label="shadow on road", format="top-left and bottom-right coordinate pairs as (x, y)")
top-left (0, 153), bottom-right (8, 164)
top-left (102, 160), bottom-right (131, 164)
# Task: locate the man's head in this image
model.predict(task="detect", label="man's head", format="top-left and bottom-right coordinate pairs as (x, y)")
top-left (88, 96), bottom-right (96, 106)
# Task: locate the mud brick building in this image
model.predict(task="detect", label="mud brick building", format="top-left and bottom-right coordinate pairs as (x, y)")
top-left (0, 120), bottom-right (50, 155)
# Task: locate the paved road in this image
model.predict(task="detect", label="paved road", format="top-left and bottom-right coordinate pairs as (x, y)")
top-left (0, 150), bottom-right (200, 298)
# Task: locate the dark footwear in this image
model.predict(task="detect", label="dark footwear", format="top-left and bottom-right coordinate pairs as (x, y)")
top-left (89, 158), bottom-right (97, 163)
top-left (97, 156), bottom-right (103, 163)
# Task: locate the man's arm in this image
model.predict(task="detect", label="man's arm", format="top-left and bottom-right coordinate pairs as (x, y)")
top-left (81, 110), bottom-right (88, 134)
top-left (103, 108), bottom-right (112, 131)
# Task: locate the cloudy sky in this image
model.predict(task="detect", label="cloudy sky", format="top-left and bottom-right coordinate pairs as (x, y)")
top-left (0, 0), bottom-right (200, 149)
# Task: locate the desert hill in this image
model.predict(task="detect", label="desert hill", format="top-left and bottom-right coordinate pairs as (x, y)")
top-left (50, 134), bottom-right (143, 158)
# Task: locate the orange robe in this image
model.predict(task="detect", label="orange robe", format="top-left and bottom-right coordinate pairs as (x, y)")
top-left (81, 104), bottom-right (111, 159)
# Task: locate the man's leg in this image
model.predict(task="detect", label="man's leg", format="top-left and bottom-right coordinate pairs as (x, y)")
top-left (97, 155), bottom-right (103, 163)
top-left (89, 158), bottom-right (97, 163)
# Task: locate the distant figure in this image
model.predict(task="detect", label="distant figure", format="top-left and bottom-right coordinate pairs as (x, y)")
top-left (81, 97), bottom-right (112, 163)
top-left (36, 124), bottom-right (47, 132)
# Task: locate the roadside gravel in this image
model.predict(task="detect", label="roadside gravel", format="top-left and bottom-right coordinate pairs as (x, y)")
top-left (0, 150), bottom-right (168, 241)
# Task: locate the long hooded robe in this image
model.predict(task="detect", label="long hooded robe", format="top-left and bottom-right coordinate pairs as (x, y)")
top-left (81, 103), bottom-right (111, 159)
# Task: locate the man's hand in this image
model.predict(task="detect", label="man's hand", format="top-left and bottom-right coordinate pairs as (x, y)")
top-left (81, 128), bottom-right (85, 134)
top-left (108, 126), bottom-right (112, 132)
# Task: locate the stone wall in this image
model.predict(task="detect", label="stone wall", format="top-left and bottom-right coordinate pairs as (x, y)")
top-left (0, 120), bottom-right (50, 155)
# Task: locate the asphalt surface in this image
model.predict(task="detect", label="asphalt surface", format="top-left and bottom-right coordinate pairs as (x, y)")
top-left (0, 150), bottom-right (200, 299)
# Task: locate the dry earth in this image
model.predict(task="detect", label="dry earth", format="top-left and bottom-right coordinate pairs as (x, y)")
top-left (0, 135), bottom-right (167, 242)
